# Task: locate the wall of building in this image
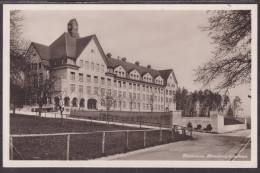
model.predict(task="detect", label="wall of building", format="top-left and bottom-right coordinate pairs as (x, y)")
top-left (171, 111), bottom-right (247, 133)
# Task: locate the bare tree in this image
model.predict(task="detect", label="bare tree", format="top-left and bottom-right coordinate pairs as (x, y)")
top-left (195, 10), bottom-right (251, 91)
top-left (97, 88), bottom-right (120, 123)
top-left (54, 87), bottom-right (71, 125)
top-left (25, 73), bottom-right (60, 117)
top-left (10, 10), bottom-right (30, 114)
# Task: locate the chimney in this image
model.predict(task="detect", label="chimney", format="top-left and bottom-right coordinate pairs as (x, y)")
top-left (147, 65), bottom-right (151, 69)
top-left (121, 57), bottom-right (127, 62)
top-left (106, 53), bottom-right (112, 58)
top-left (135, 61), bottom-right (140, 66)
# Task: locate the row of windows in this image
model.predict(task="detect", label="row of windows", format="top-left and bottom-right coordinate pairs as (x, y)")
top-left (31, 63), bottom-right (41, 70)
top-left (70, 72), bottom-right (175, 95)
top-left (70, 84), bottom-right (174, 103)
top-left (167, 83), bottom-right (176, 88)
top-left (79, 60), bottom-right (105, 73)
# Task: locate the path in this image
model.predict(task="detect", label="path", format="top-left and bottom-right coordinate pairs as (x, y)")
top-left (100, 130), bottom-right (251, 161)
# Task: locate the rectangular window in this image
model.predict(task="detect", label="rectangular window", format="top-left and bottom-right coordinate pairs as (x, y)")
top-left (70, 84), bottom-right (75, 92)
top-left (133, 84), bottom-right (136, 90)
top-left (123, 101), bottom-right (126, 108)
top-left (166, 97), bottom-right (168, 102)
top-left (146, 95), bottom-right (149, 101)
top-left (155, 104), bottom-right (157, 110)
top-left (118, 81), bottom-right (122, 88)
top-left (91, 62), bottom-right (94, 70)
top-left (107, 78), bottom-right (111, 86)
top-left (107, 89), bottom-right (112, 96)
top-left (143, 94), bottom-right (145, 101)
top-left (146, 104), bottom-right (149, 110)
top-left (161, 97), bottom-right (163, 102)
top-left (143, 103), bottom-right (145, 110)
top-left (70, 72), bottom-right (75, 80)
top-left (123, 91), bottom-right (126, 98)
top-left (169, 98), bottom-right (172, 103)
top-left (161, 105), bottom-right (163, 110)
top-left (114, 90), bottom-right (117, 97)
top-left (169, 90), bottom-right (172, 95)
top-left (155, 87), bottom-right (157, 93)
top-left (87, 75), bottom-right (91, 83)
top-left (133, 102), bottom-right (136, 109)
top-left (114, 80), bottom-right (117, 87)
top-left (101, 65), bottom-right (105, 72)
top-left (96, 63), bottom-right (99, 71)
top-left (146, 86), bottom-right (149, 92)
top-left (85, 61), bottom-right (89, 70)
top-left (94, 87), bottom-right (98, 95)
top-left (79, 73), bottom-right (83, 82)
top-left (137, 94), bottom-right (140, 100)
top-left (80, 60), bottom-right (83, 67)
top-left (101, 77), bottom-right (105, 85)
top-left (79, 85), bottom-right (83, 93)
top-left (101, 88), bottom-right (105, 96)
top-left (94, 76), bottom-right (98, 84)
top-left (133, 93), bottom-right (136, 99)
top-left (155, 96), bottom-right (157, 102)
top-left (39, 63), bottom-right (41, 69)
top-left (118, 91), bottom-right (122, 97)
top-left (87, 86), bottom-right (91, 94)
top-left (129, 83), bottom-right (132, 89)
top-left (143, 85), bottom-right (145, 92)
top-left (166, 89), bottom-right (168, 95)
top-left (137, 85), bottom-right (140, 91)
top-left (161, 89), bottom-right (164, 94)
top-left (123, 82), bottom-right (126, 89)
top-left (129, 92), bottom-right (132, 99)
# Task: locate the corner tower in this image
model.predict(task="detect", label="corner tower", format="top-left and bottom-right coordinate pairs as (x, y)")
top-left (68, 19), bottom-right (79, 38)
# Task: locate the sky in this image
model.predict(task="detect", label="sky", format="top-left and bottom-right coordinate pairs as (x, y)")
top-left (20, 10), bottom-right (251, 116)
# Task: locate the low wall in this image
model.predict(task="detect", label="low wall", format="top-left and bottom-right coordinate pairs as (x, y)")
top-left (223, 124), bottom-right (247, 132)
top-left (171, 111), bottom-right (247, 133)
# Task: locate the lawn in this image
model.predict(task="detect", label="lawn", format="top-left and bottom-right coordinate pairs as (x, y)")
top-left (10, 114), bottom-right (186, 160)
top-left (11, 114), bottom-right (143, 135)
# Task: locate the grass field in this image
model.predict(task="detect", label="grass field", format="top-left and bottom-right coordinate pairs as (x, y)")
top-left (11, 114), bottom-right (143, 135)
top-left (10, 114), bottom-right (186, 160)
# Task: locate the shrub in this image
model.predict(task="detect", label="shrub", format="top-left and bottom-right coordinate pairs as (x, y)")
top-left (205, 124), bottom-right (212, 131)
top-left (187, 122), bottom-right (193, 129)
top-left (197, 124), bottom-right (202, 130)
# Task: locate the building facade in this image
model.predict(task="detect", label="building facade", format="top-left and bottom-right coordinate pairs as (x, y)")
top-left (26, 19), bottom-right (178, 112)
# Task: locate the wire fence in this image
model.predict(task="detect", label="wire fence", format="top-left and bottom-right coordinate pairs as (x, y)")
top-left (10, 126), bottom-right (191, 160)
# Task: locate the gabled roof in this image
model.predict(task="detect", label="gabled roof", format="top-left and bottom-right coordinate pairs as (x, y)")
top-left (107, 58), bottom-right (162, 79)
top-left (159, 69), bottom-right (178, 84)
top-left (32, 42), bottom-right (51, 60)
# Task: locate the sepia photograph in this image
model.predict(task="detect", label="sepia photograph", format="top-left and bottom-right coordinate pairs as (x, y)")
top-left (2, 4), bottom-right (257, 168)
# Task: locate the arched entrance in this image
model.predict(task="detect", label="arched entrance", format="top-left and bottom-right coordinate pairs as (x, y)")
top-left (72, 97), bottom-right (78, 107)
top-left (80, 98), bottom-right (85, 108)
top-left (64, 97), bottom-right (70, 107)
top-left (88, 99), bottom-right (97, 109)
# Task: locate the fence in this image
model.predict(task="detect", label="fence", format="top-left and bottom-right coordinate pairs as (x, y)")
top-left (10, 126), bottom-right (191, 160)
top-left (70, 110), bottom-right (172, 128)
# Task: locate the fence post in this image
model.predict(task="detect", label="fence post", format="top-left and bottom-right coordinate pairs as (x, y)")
top-left (102, 132), bottom-right (106, 154)
top-left (66, 134), bottom-right (70, 160)
top-left (182, 128), bottom-right (186, 135)
top-left (45, 112), bottom-right (46, 117)
top-left (160, 130), bottom-right (162, 143)
top-left (144, 131), bottom-right (146, 147)
top-left (10, 136), bottom-right (13, 160)
top-left (55, 113), bottom-right (56, 118)
top-left (126, 131), bottom-right (129, 150)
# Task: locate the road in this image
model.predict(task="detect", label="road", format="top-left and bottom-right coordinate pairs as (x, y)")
top-left (102, 130), bottom-right (251, 161)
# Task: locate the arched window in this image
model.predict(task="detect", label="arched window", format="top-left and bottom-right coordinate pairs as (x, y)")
top-left (72, 97), bottom-right (78, 107)
top-left (80, 98), bottom-right (85, 107)
top-left (54, 97), bottom-right (59, 106)
top-left (64, 97), bottom-right (70, 107)
top-left (87, 99), bottom-right (97, 109)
